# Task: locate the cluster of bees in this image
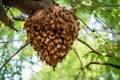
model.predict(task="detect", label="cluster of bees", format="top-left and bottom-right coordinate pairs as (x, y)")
top-left (24, 5), bottom-right (80, 69)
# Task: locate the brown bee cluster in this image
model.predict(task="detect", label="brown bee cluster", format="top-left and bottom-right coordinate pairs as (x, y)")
top-left (24, 5), bottom-right (80, 69)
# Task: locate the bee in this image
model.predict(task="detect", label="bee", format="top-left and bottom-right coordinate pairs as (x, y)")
top-left (35, 32), bottom-right (39, 36)
top-left (51, 24), bottom-right (55, 28)
top-left (45, 56), bottom-right (50, 61)
top-left (33, 39), bottom-right (37, 45)
top-left (66, 36), bottom-right (71, 41)
top-left (58, 38), bottom-right (62, 43)
top-left (25, 21), bottom-right (31, 26)
top-left (54, 47), bottom-right (57, 52)
top-left (61, 45), bottom-right (66, 49)
top-left (67, 47), bottom-right (72, 51)
top-left (53, 55), bottom-right (57, 59)
top-left (42, 32), bottom-right (47, 37)
top-left (59, 52), bottom-right (64, 57)
top-left (44, 40), bottom-right (49, 45)
top-left (47, 46), bottom-right (51, 51)
top-left (49, 31), bottom-right (54, 35)
top-left (48, 7), bottom-right (53, 12)
top-left (26, 27), bottom-right (30, 30)
top-left (44, 51), bottom-right (48, 56)
top-left (44, 26), bottom-right (48, 30)
top-left (30, 28), bottom-right (34, 33)
top-left (50, 20), bottom-right (54, 24)
top-left (77, 21), bottom-right (80, 25)
top-left (37, 52), bottom-right (40, 55)
top-left (35, 48), bottom-right (41, 52)
top-left (31, 23), bottom-right (35, 27)
top-left (58, 59), bottom-right (62, 62)
top-left (56, 24), bottom-right (60, 29)
top-left (54, 39), bottom-right (59, 44)
top-left (50, 50), bottom-right (54, 54)
top-left (64, 40), bottom-right (67, 44)
top-left (36, 36), bottom-right (41, 40)
top-left (73, 33), bottom-right (78, 38)
top-left (57, 44), bottom-right (61, 49)
top-left (40, 56), bottom-right (44, 62)
top-left (45, 38), bottom-right (50, 43)
top-left (49, 41), bottom-right (54, 46)
top-left (31, 33), bottom-right (35, 37)
top-left (34, 24), bottom-right (39, 27)
top-left (49, 36), bottom-right (55, 40)
top-left (41, 38), bottom-right (45, 43)
top-left (70, 28), bottom-right (74, 32)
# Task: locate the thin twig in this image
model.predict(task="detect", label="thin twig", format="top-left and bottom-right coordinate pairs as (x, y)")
top-left (75, 70), bottom-right (81, 80)
top-left (73, 49), bottom-right (85, 80)
top-left (0, 43), bottom-right (28, 70)
top-left (8, 7), bottom-right (15, 18)
top-left (77, 38), bottom-right (111, 57)
top-left (75, 0), bottom-right (91, 8)
top-left (73, 49), bottom-right (85, 73)
top-left (0, 28), bottom-right (7, 34)
top-left (0, 2), bottom-right (18, 31)
top-left (78, 17), bottom-right (94, 32)
top-left (0, 40), bottom-right (22, 43)
top-left (12, 17), bottom-right (27, 21)
top-left (95, 0), bottom-right (120, 7)
top-left (9, 9), bottom-right (27, 21)
top-left (84, 62), bottom-right (120, 69)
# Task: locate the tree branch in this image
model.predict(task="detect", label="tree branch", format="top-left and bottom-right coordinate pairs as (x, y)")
top-left (95, 0), bottom-right (120, 7)
top-left (3, 0), bottom-right (53, 15)
top-left (78, 17), bottom-right (94, 32)
top-left (0, 43), bottom-right (28, 70)
top-left (1, 0), bottom-right (54, 31)
top-left (85, 62), bottom-right (120, 69)
top-left (0, 40), bottom-right (22, 43)
top-left (0, 0), bottom-right (18, 31)
top-left (73, 49), bottom-right (85, 72)
top-left (12, 17), bottom-right (27, 21)
top-left (73, 49), bottom-right (85, 80)
top-left (77, 38), bottom-right (112, 57)
top-left (75, 70), bottom-right (81, 80)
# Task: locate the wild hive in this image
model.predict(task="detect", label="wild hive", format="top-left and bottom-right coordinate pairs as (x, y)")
top-left (24, 5), bottom-right (80, 69)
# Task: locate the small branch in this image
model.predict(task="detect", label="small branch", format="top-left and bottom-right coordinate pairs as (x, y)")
top-left (95, 0), bottom-right (120, 7)
top-left (6, 22), bottom-right (18, 31)
top-left (75, 0), bottom-right (91, 8)
top-left (0, 2), bottom-right (18, 31)
top-left (73, 49), bottom-right (85, 80)
top-left (0, 28), bottom-right (6, 34)
top-left (85, 62), bottom-right (120, 69)
top-left (0, 43), bottom-right (28, 70)
top-left (75, 70), bottom-right (81, 80)
top-left (78, 17), bottom-right (94, 32)
top-left (12, 17), bottom-right (27, 21)
top-left (3, 0), bottom-right (53, 15)
top-left (73, 49), bottom-right (85, 72)
top-left (0, 40), bottom-right (22, 43)
top-left (77, 38), bottom-right (111, 57)
top-left (77, 38), bottom-right (95, 52)
top-left (1, 0), bottom-right (53, 31)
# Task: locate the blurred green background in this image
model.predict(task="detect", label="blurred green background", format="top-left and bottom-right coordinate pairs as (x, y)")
top-left (0, 0), bottom-right (120, 80)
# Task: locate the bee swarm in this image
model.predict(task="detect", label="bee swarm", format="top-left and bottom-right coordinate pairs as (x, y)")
top-left (24, 5), bottom-right (80, 69)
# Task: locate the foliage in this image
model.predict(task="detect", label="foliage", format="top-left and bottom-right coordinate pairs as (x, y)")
top-left (0, 0), bottom-right (120, 80)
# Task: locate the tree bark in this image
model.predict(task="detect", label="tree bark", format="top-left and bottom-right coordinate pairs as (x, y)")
top-left (0, 0), bottom-right (18, 31)
top-left (2, 0), bottom-right (53, 15)
top-left (0, 0), bottom-right (54, 31)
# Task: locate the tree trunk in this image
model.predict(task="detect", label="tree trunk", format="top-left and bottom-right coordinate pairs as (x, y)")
top-left (2, 0), bottom-right (53, 15)
top-left (0, 0), bottom-right (54, 30)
